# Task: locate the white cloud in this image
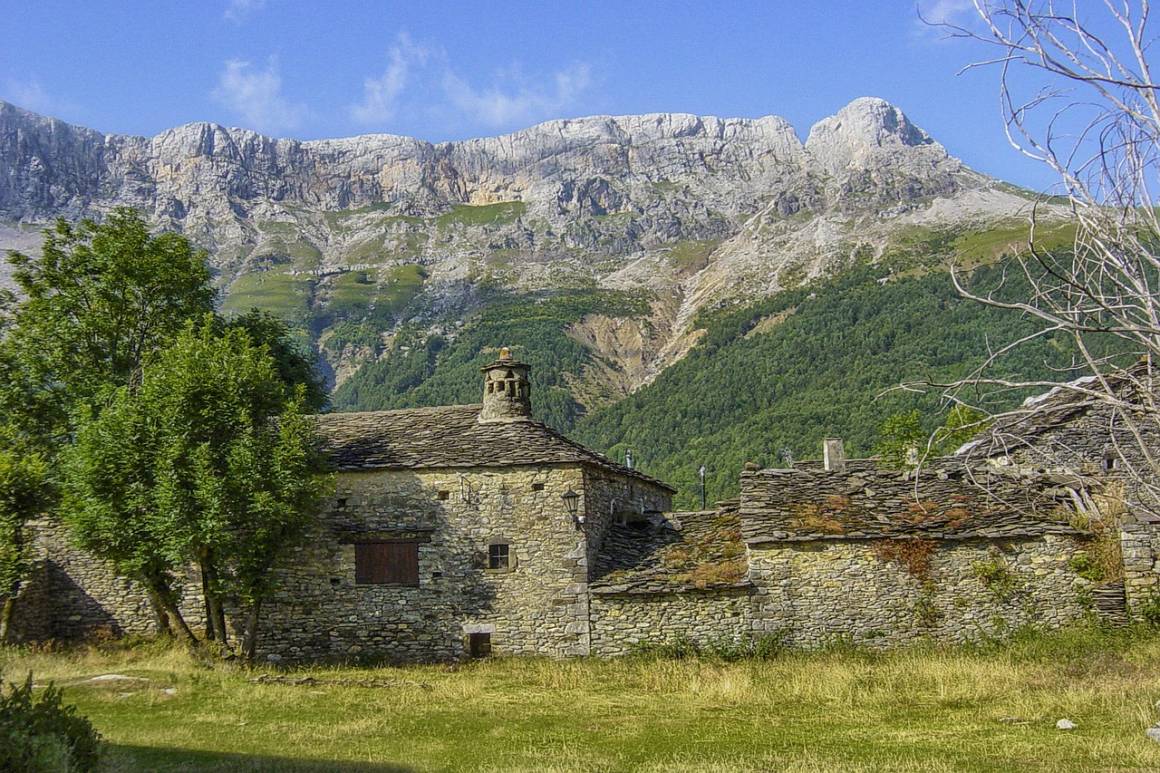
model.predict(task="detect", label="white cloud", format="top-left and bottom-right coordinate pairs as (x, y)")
top-left (211, 57), bottom-right (307, 135)
top-left (442, 62), bottom-right (593, 129)
top-left (2, 77), bottom-right (63, 115)
top-left (349, 33), bottom-right (432, 126)
top-left (224, 0), bottom-right (267, 23)
top-left (915, 0), bottom-right (979, 37)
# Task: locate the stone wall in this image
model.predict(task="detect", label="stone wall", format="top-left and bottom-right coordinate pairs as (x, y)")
top-left (589, 588), bottom-right (752, 656)
top-left (11, 519), bottom-right (170, 642)
top-left (1122, 515), bottom-right (1160, 614)
top-left (258, 463), bottom-right (593, 662)
top-left (748, 534), bottom-right (1092, 647)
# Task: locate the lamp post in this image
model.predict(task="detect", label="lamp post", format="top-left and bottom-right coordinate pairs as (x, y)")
top-left (561, 489), bottom-right (582, 528)
top-left (698, 465), bottom-right (706, 511)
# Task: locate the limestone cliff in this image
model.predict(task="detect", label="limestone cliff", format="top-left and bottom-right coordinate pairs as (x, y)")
top-left (0, 97), bottom-right (1045, 390)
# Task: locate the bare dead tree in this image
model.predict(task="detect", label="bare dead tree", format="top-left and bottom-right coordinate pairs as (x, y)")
top-left (909, 1), bottom-right (1160, 517)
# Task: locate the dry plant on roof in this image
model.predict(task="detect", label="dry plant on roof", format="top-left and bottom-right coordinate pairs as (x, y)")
top-left (901, 2), bottom-right (1160, 520)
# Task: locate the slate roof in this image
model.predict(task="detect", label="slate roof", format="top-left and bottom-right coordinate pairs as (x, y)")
top-left (739, 460), bottom-right (1092, 544)
top-left (589, 506), bottom-right (752, 595)
top-left (315, 404), bottom-right (674, 491)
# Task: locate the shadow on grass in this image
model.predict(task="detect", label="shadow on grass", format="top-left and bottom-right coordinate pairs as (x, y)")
top-left (103, 744), bottom-right (413, 772)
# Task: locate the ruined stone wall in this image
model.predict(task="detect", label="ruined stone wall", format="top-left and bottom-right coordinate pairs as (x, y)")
top-left (747, 534), bottom-right (1092, 647)
top-left (588, 588), bottom-right (752, 656)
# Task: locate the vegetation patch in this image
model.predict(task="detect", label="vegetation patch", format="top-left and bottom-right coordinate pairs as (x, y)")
top-left (664, 239), bottom-right (720, 273)
top-left (872, 538), bottom-right (938, 579)
top-left (436, 201), bottom-right (527, 228)
top-left (972, 556), bottom-right (1020, 601)
top-left (221, 271), bottom-right (314, 325)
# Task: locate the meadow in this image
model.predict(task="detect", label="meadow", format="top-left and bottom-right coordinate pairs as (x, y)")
top-left (4, 626), bottom-right (1160, 772)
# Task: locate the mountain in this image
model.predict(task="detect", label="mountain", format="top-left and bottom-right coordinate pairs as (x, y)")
top-left (0, 97), bottom-right (1071, 491)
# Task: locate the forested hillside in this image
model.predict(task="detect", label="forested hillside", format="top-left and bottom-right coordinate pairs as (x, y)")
top-left (332, 258), bottom-right (1087, 507)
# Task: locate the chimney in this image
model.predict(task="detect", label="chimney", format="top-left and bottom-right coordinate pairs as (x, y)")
top-left (479, 347), bottom-right (532, 423)
top-left (823, 438), bottom-right (846, 472)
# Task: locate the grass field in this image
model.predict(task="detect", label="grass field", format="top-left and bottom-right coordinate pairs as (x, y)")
top-left (4, 627), bottom-right (1160, 772)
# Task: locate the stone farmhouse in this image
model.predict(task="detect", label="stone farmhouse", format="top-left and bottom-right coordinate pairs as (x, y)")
top-left (12, 350), bottom-right (1160, 662)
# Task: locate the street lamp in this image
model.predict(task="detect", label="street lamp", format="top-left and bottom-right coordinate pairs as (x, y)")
top-left (561, 489), bottom-right (582, 527)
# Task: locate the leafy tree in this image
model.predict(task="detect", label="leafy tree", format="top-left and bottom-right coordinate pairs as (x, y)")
top-left (64, 394), bottom-right (197, 643)
top-left (6, 208), bottom-right (215, 408)
top-left (227, 309), bottom-right (327, 411)
top-left (0, 451), bottom-right (52, 643)
top-left (874, 410), bottom-right (925, 469)
top-left (65, 318), bottom-right (332, 661)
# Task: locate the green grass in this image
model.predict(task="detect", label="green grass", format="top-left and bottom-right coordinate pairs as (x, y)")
top-left (436, 201), bottom-right (527, 228)
top-left (665, 239), bottom-right (720, 272)
top-left (3, 627), bottom-right (1160, 771)
top-left (221, 270), bottom-right (314, 324)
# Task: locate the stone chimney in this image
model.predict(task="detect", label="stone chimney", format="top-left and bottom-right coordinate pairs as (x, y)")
top-left (479, 347), bottom-right (532, 423)
top-left (823, 438), bottom-right (846, 472)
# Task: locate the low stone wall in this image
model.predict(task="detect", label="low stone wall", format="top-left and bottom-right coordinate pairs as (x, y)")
top-left (748, 534), bottom-right (1092, 648)
top-left (589, 588), bottom-right (753, 656)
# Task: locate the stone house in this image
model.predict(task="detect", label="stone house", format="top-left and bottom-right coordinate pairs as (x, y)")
top-left (11, 354), bottom-right (1160, 661)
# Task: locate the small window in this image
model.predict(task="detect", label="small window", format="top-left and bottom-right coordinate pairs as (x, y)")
top-left (336, 497), bottom-right (348, 509)
top-left (437, 490), bottom-right (450, 501)
top-left (1102, 454), bottom-right (1117, 472)
top-left (487, 543), bottom-right (510, 570)
top-left (531, 482), bottom-right (545, 492)
top-left (469, 632), bottom-right (491, 658)
top-left (355, 541), bottom-right (419, 586)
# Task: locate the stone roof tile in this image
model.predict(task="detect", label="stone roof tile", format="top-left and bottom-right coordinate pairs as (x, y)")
top-left (316, 404), bottom-right (674, 491)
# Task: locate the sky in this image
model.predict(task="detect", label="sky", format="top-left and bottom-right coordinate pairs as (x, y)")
top-left (0, 0), bottom-right (1063, 190)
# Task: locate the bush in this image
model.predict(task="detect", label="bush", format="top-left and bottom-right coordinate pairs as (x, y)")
top-left (0, 672), bottom-right (101, 772)
top-left (1136, 592), bottom-right (1160, 627)
top-left (972, 557), bottom-right (1019, 601)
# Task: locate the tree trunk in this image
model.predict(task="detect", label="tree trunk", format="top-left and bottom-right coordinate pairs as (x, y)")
top-left (199, 563), bottom-right (216, 642)
top-left (200, 556), bottom-right (229, 648)
top-left (147, 575), bottom-right (197, 646)
top-left (145, 586), bottom-right (173, 636)
top-left (241, 598), bottom-right (262, 666)
top-left (0, 595), bottom-right (15, 644)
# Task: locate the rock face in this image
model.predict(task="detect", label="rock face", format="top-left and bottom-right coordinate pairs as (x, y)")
top-left (0, 96), bottom-right (1042, 386)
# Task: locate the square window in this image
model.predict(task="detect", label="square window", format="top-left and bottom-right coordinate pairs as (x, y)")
top-left (355, 541), bottom-right (420, 585)
top-left (437, 490), bottom-right (450, 501)
top-left (487, 543), bottom-right (510, 570)
top-left (531, 482), bottom-right (545, 492)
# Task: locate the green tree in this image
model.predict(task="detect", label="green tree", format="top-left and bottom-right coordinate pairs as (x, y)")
top-left (65, 318), bottom-right (332, 661)
top-left (6, 208), bottom-right (215, 408)
top-left (0, 451), bottom-right (52, 643)
top-left (874, 410), bottom-right (925, 469)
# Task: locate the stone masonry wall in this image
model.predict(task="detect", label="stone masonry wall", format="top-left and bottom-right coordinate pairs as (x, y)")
top-left (10, 518), bottom-right (205, 642)
top-left (1122, 516), bottom-right (1160, 614)
top-left (748, 534), bottom-right (1092, 647)
top-left (589, 589), bottom-right (752, 656)
top-left (257, 463), bottom-right (592, 663)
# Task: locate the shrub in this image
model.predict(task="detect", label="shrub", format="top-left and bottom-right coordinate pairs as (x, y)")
top-left (972, 557), bottom-right (1019, 601)
top-left (1136, 591), bottom-right (1160, 627)
top-left (1068, 551), bottom-right (1105, 582)
top-left (0, 672), bottom-right (101, 772)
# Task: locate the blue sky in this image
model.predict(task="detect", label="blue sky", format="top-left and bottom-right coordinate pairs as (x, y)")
top-left (0, 0), bottom-right (1055, 189)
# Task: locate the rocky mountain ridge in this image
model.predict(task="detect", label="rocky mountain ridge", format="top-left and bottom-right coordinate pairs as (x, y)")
top-left (0, 96), bottom-right (1047, 393)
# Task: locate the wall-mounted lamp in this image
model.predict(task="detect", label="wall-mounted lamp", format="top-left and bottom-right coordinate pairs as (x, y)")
top-left (561, 489), bottom-right (583, 527)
